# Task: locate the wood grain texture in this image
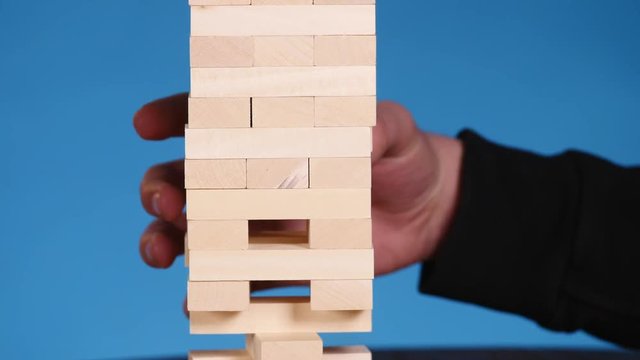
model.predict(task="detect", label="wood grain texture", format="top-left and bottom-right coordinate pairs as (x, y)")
top-left (188, 281), bottom-right (250, 312)
top-left (191, 66), bottom-right (375, 98)
top-left (191, 6), bottom-right (375, 36)
top-left (189, 245), bottom-right (374, 281)
top-left (311, 280), bottom-right (373, 310)
top-left (185, 159), bottom-right (247, 189)
top-left (315, 36), bottom-right (376, 66)
top-left (188, 97), bottom-right (251, 128)
top-left (190, 0), bottom-right (250, 4)
top-left (252, 97), bottom-right (314, 128)
top-left (309, 219), bottom-right (372, 249)
top-left (190, 297), bottom-right (371, 334)
top-left (253, 0), bottom-right (312, 4)
top-left (185, 127), bottom-right (371, 159)
top-left (186, 189), bottom-right (370, 220)
top-left (190, 37), bottom-right (253, 68)
top-left (314, 96), bottom-right (376, 127)
top-left (313, 0), bottom-right (374, 4)
top-left (309, 158), bottom-right (371, 189)
top-left (188, 220), bottom-right (249, 250)
top-left (247, 158), bottom-right (309, 189)
top-left (247, 333), bottom-right (322, 360)
top-left (254, 36), bottom-right (314, 66)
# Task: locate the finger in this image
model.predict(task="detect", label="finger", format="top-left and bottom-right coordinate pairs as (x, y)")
top-left (140, 160), bottom-right (185, 222)
top-left (372, 101), bottom-right (423, 164)
top-left (139, 219), bottom-right (185, 269)
top-left (134, 93), bottom-right (188, 140)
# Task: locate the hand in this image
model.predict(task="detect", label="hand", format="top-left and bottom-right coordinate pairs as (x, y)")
top-left (133, 94), bottom-right (462, 276)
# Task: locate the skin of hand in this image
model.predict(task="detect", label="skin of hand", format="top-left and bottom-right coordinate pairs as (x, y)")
top-left (133, 93), bottom-right (463, 305)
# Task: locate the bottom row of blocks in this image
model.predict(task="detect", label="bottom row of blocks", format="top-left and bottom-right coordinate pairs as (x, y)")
top-left (191, 332), bottom-right (370, 360)
top-left (188, 280), bottom-right (373, 312)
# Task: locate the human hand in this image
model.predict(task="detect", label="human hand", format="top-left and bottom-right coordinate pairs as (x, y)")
top-left (133, 93), bottom-right (462, 276)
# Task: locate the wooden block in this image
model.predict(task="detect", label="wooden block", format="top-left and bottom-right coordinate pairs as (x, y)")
top-left (315, 96), bottom-right (376, 127)
top-left (185, 160), bottom-right (247, 189)
top-left (247, 333), bottom-right (322, 360)
top-left (185, 235), bottom-right (190, 267)
top-left (314, 0), bottom-right (374, 4)
top-left (186, 189), bottom-right (370, 220)
top-left (190, 297), bottom-right (371, 334)
top-left (315, 36), bottom-right (375, 66)
top-left (310, 158), bottom-right (370, 189)
top-left (191, 6), bottom-right (375, 36)
top-left (188, 97), bottom-right (251, 128)
top-left (252, 97), bottom-right (314, 128)
top-left (190, 0), bottom-right (250, 4)
top-left (311, 280), bottom-right (372, 310)
top-left (188, 281), bottom-right (250, 312)
top-left (190, 346), bottom-right (371, 360)
top-left (189, 245), bottom-right (374, 281)
top-left (188, 220), bottom-right (249, 250)
top-left (309, 219), bottom-right (371, 249)
top-left (247, 159), bottom-right (309, 189)
top-left (253, 0), bottom-right (312, 4)
top-left (191, 66), bottom-right (375, 98)
top-left (185, 127), bottom-right (372, 159)
top-left (254, 37), bottom-right (314, 66)
top-left (190, 37), bottom-right (253, 68)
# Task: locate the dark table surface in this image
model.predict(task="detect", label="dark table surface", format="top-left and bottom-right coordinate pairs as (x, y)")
top-left (124, 349), bottom-right (640, 360)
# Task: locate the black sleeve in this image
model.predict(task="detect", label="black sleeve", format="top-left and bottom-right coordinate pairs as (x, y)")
top-left (419, 130), bottom-right (640, 349)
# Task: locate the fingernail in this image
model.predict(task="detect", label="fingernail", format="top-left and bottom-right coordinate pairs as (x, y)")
top-left (145, 235), bottom-right (156, 264)
top-left (152, 192), bottom-right (162, 216)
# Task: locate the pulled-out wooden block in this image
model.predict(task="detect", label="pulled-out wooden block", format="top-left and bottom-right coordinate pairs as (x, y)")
top-left (186, 127), bottom-right (372, 159)
top-left (190, 37), bottom-right (253, 68)
top-left (186, 189), bottom-right (370, 220)
top-left (190, 297), bottom-right (371, 334)
top-left (191, 6), bottom-right (375, 36)
top-left (315, 96), bottom-right (376, 127)
top-left (188, 97), bottom-right (251, 128)
top-left (310, 158), bottom-right (370, 189)
top-left (189, 346), bottom-right (371, 360)
top-left (185, 159), bottom-right (247, 189)
top-left (188, 281), bottom-right (250, 312)
top-left (252, 97), bottom-right (315, 128)
top-left (311, 280), bottom-right (373, 310)
top-left (309, 219), bottom-right (371, 249)
top-left (254, 36), bottom-right (314, 66)
top-left (188, 220), bottom-right (249, 250)
top-left (247, 158), bottom-right (309, 189)
top-left (247, 333), bottom-right (322, 360)
top-left (189, 244), bottom-right (374, 281)
top-left (191, 66), bottom-right (375, 98)
top-left (315, 36), bottom-right (376, 66)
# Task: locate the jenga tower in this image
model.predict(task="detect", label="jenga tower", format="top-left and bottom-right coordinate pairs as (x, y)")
top-left (185, 1), bottom-right (375, 359)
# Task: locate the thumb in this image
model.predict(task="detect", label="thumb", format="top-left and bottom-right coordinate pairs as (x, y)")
top-left (372, 101), bottom-right (424, 164)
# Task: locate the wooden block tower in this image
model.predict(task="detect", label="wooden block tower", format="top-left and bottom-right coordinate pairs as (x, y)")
top-left (185, 1), bottom-right (376, 359)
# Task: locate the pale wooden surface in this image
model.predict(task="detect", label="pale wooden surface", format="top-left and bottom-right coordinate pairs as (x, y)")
top-left (247, 158), bottom-right (309, 189)
top-left (185, 127), bottom-right (372, 159)
top-left (191, 6), bottom-right (375, 36)
top-left (311, 280), bottom-right (373, 310)
top-left (185, 159), bottom-right (247, 189)
top-left (309, 158), bottom-right (371, 189)
top-left (187, 281), bottom-right (250, 312)
top-left (188, 246), bottom-right (374, 281)
top-left (190, 297), bottom-right (371, 334)
top-left (187, 220), bottom-right (249, 250)
top-left (309, 219), bottom-right (372, 249)
top-left (186, 189), bottom-right (371, 220)
top-left (189, 346), bottom-right (371, 360)
top-left (191, 66), bottom-right (375, 98)
top-left (247, 333), bottom-right (322, 360)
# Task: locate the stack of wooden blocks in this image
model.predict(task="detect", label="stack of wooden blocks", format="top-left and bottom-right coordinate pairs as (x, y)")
top-left (185, 1), bottom-right (376, 359)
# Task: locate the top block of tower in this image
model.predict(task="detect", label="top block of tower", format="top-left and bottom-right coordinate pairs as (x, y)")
top-left (191, 5), bottom-right (375, 36)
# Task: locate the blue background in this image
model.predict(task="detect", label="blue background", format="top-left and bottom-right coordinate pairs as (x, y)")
top-left (1, 0), bottom-right (639, 358)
